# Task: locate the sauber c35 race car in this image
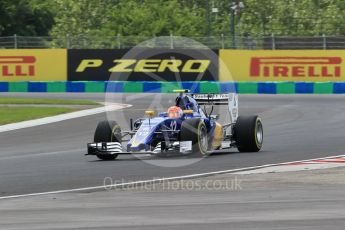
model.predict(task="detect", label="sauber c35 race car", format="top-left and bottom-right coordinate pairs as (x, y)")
top-left (86, 90), bottom-right (263, 160)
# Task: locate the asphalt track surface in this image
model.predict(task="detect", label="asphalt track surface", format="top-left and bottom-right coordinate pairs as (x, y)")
top-left (1, 93), bottom-right (345, 197)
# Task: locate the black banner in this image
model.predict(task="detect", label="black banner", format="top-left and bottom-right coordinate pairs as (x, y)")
top-left (67, 49), bottom-right (219, 81)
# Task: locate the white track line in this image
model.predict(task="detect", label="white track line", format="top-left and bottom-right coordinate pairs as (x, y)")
top-left (0, 154), bottom-right (344, 200)
top-left (0, 103), bottom-right (131, 133)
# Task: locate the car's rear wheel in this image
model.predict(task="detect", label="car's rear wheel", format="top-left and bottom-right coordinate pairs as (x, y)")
top-left (94, 120), bottom-right (121, 160)
top-left (180, 118), bottom-right (209, 157)
top-left (234, 115), bottom-right (263, 152)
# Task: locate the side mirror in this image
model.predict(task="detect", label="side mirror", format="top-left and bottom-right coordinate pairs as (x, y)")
top-left (145, 110), bottom-right (155, 118)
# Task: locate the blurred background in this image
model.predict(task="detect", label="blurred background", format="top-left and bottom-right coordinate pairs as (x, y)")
top-left (1, 0), bottom-right (345, 49)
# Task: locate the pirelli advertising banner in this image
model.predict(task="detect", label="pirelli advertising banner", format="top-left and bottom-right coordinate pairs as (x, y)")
top-left (219, 50), bottom-right (345, 82)
top-left (68, 49), bottom-right (219, 81)
top-left (0, 49), bottom-right (67, 81)
top-left (2, 49), bottom-right (345, 83)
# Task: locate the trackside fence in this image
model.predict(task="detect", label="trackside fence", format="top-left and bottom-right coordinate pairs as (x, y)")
top-left (1, 34), bottom-right (345, 50)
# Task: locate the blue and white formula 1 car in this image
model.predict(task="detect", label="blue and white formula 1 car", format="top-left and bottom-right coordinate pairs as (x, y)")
top-left (86, 90), bottom-right (263, 160)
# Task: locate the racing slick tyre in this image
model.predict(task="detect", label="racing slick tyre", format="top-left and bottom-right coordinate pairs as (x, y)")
top-left (180, 118), bottom-right (209, 157)
top-left (94, 120), bottom-right (122, 160)
top-left (234, 115), bottom-right (263, 152)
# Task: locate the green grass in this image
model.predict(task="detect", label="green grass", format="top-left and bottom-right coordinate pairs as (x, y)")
top-left (0, 107), bottom-right (77, 125)
top-left (0, 97), bottom-right (99, 105)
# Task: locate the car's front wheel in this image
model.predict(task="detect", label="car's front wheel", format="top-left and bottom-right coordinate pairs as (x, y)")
top-left (94, 120), bottom-right (122, 160)
top-left (180, 118), bottom-right (209, 157)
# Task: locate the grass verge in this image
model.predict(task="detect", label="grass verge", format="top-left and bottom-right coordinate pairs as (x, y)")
top-left (0, 97), bottom-right (99, 105)
top-left (0, 107), bottom-right (76, 125)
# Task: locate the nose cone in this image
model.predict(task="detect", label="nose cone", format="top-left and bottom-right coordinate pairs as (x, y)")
top-left (127, 117), bottom-right (164, 152)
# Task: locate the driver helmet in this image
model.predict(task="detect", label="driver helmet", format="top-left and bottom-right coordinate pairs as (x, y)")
top-left (167, 106), bottom-right (183, 118)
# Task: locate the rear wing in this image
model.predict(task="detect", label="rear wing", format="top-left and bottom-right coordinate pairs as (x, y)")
top-left (191, 93), bottom-right (239, 123)
top-left (191, 93), bottom-right (229, 105)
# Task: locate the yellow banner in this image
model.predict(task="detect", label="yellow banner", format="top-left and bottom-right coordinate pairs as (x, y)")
top-left (0, 49), bottom-right (66, 81)
top-left (219, 50), bottom-right (345, 82)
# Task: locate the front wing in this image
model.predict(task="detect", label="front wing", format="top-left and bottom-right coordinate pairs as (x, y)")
top-left (86, 141), bottom-right (193, 156)
top-left (86, 140), bottom-right (234, 156)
